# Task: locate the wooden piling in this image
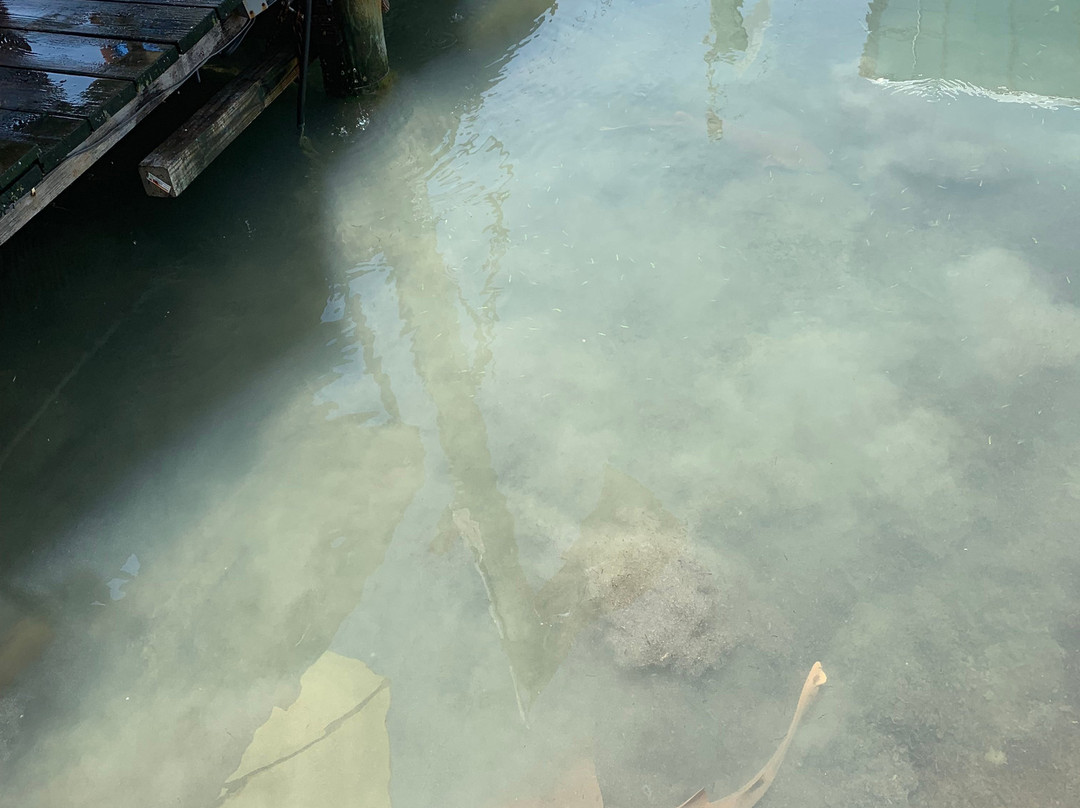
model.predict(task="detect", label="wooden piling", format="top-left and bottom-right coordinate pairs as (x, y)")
top-left (313, 0), bottom-right (388, 96)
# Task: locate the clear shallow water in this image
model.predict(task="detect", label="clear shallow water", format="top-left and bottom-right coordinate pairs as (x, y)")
top-left (2, 1), bottom-right (1080, 806)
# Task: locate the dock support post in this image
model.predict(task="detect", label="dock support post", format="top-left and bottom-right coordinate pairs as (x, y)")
top-left (314, 0), bottom-right (388, 96)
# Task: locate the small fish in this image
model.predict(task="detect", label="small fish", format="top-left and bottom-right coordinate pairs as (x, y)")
top-left (598, 115), bottom-right (828, 174)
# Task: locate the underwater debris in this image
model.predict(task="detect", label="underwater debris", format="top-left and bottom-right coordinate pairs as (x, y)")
top-left (677, 662), bottom-right (828, 808)
top-left (595, 543), bottom-right (789, 678)
top-left (499, 664), bottom-right (828, 808)
top-left (599, 554), bottom-right (731, 677)
top-left (501, 758), bottom-right (604, 808)
top-left (0, 590), bottom-right (53, 695)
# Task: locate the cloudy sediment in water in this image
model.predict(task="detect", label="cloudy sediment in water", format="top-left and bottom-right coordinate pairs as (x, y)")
top-left (2, 1), bottom-right (1079, 806)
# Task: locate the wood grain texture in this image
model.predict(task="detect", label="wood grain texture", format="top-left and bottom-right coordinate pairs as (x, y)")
top-left (313, 0), bottom-right (388, 96)
top-left (1, 164), bottom-right (41, 208)
top-left (0, 0), bottom-right (215, 52)
top-left (0, 67), bottom-right (135, 127)
top-left (139, 49), bottom-right (297, 197)
top-left (0, 30), bottom-right (178, 85)
top-left (0, 136), bottom-right (39, 188)
top-left (95, 0), bottom-right (244, 22)
top-left (0, 12), bottom-right (248, 244)
top-left (0, 111), bottom-right (90, 171)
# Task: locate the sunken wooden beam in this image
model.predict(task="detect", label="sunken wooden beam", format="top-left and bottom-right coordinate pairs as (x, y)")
top-left (314, 0), bottom-right (388, 96)
top-left (0, 13), bottom-right (249, 245)
top-left (138, 50), bottom-right (299, 198)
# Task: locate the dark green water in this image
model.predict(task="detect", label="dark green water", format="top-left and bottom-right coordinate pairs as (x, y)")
top-left (2, 1), bottom-right (1079, 806)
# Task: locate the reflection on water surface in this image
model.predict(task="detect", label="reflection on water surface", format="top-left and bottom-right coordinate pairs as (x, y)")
top-left (2, 1), bottom-right (1080, 807)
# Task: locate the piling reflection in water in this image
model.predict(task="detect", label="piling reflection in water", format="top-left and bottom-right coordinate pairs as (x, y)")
top-left (3, 0), bottom-right (1080, 806)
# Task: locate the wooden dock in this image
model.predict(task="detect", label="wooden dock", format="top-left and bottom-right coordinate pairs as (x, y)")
top-left (0, 0), bottom-right (252, 244)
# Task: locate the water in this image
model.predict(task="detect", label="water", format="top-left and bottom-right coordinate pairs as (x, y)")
top-left (2, 0), bottom-right (1080, 806)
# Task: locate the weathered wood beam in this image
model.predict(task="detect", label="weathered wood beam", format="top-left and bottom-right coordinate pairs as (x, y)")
top-left (0, 13), bottom-right (249, 245)
top-left (138, 50), bottom-right (299, 198)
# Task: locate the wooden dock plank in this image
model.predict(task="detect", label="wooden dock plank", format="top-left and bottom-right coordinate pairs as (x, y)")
top-left (96, 0), bottom-right (245, 23)
top-left (0, 111), bottom-right (91, 171)
top-left (1, 164), bottom-right (41, 208)
top-left (0, 30), bottom-right (178, 86)
top-left (1, 138), bottom-right (39, 190)
top-left (0, 67), bottom-right (135, 128)
top-left (0, 12), bottom-right (248, 245)
top-left (1, 0), bottom-right (216, 52)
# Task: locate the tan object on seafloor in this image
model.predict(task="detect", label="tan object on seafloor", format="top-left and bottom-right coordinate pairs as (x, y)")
top-left (677, 662), bottom-right (828, 808)
top-left (500, 663), bottom-right (828, 808)
top-left (502, 758), bottom-right (605, 808)
top-left (0, 616), bottom-right (53, 692)
top-left (218, 652), bottom-right (392, 808)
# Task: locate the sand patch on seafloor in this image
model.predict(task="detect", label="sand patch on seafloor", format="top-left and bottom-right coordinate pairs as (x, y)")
top-left (945, 248), bottom-right (1080, 381)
